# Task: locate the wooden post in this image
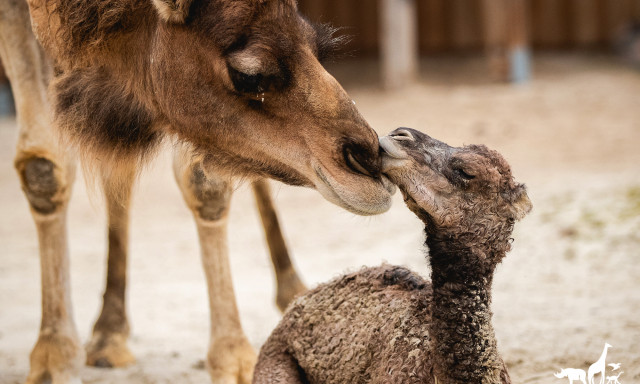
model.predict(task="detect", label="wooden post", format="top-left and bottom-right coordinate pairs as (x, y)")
top-left (603, 0), bottom-right (633, 43)
top-left (508, 0), bottom-right (530, 82)
top-left (357, 0), bottom-right (379, 55)
top-left (571, 0), bottom-right (600, 46)
top-left (482, 0), bottom-right (531, 83)
top-left (420, 0), bottom-right (447, 52)
top-left (379, 0), bottom-right (418, 89)
top-left (482, 0), bottom-right (509, 80)
top-left (450, 0), bottom-right (482, 50)
top-left (531, 0), bottom-right (569, 48)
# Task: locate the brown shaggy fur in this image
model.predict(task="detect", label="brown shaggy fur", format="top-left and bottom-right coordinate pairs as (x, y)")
top-left (253, 128), bottom-right (532, 384)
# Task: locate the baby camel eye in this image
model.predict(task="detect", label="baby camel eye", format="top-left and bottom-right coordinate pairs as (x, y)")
top-left (389, 129), bottom-right (415, 141)
top-left (454, 168), bottom-right (476, 181)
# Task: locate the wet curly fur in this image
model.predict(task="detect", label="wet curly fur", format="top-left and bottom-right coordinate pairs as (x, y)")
top-left (254, 129), bottom-right (531, 384)
top-left (255, 262), bottom-right (510, 384)
top-left (255, 265), bottom-right (434, 384)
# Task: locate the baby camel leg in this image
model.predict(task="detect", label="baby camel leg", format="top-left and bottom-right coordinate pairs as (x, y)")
top-left (174, 146), bottom-right (255, 384)
top-left (1, 2), bottom-right (82, 383)
top-left (253, 337), bottom-right (306, 384)
top-left (85, 168), bottom-right (136, 368)
top-left (251, 180), bottom-right (306, 312)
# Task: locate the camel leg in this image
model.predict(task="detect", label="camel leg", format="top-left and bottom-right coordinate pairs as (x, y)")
top-left (20, 158), bottom-right (81, 384)
top-left (251, 180), bottom-right (306, 312)
top-left (174, 145), bottom-right (255, 384)
top-left (85, 168), bottom-right (136, 368)
top-left (0, 2), bottom-right (83, 383)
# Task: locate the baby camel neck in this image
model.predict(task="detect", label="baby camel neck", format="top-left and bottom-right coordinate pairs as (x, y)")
top-left (425, 229), bottom-right (511, 384)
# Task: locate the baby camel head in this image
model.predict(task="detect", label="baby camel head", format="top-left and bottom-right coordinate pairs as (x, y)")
top-left (381, 128), bottom-right (532, 241)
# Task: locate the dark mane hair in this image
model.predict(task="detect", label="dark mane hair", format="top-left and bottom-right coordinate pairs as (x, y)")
top-left (46, 0), bottom-right (149, 59)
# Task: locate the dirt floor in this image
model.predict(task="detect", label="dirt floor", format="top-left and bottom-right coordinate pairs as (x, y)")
top-left (1, 54), bottom-right (639, 384)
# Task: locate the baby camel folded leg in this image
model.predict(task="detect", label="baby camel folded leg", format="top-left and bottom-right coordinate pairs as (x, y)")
top-left (253, 336), bottom-right (307, 384)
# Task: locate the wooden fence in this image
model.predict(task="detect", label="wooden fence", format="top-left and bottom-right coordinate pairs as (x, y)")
top-left (1, 1), bottom-right (638, 89)
top-left (298, 0), bottom-right (640, 55)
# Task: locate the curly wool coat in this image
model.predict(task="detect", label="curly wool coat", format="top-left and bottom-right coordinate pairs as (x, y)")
top-left (254, 262), bottom-right (511, 384)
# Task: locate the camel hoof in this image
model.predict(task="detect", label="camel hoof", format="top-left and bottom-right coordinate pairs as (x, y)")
top-left (25, 331), bottom-right (84, 384)
top-left (85, 332), bottom-right (135, 368)
top-left (92, 358), bottom-right (112, 368)
top-left (207, 337), bottom-right (256, 384)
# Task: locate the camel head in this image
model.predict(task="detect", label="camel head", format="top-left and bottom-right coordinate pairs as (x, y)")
top-left (148, 0), bottom-right (395, 214)
top-left (380, 128), bottom-right (532, 238)
top-left (29, 0), bottom-right (395, 215)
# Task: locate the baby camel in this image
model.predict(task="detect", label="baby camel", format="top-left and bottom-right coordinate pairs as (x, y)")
top-left (253, 128), bottom-right (532, 384)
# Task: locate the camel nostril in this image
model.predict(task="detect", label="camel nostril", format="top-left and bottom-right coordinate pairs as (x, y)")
top-left (346, 151), bottom-right (372, 177)
top-left (343, 143), bottom-right (380, 179)
top-left (389, 129), bottom-right (415, 142)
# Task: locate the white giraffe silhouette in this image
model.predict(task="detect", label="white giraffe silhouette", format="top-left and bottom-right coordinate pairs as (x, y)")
top-left (605, 371), bottom-right (623, 384)
top-left (588, 343), bottom-right (612, 384)
top-left (555, 368), bottom-right (587, 384)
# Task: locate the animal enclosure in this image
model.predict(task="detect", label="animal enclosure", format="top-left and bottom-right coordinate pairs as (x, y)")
top-left (298, 0), bottom-right (640, 54)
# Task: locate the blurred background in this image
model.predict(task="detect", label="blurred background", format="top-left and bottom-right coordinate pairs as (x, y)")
top-left (1, 1), bottom-right (640, 383)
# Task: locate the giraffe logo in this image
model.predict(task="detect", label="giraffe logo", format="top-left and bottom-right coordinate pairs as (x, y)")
top-left (553, 343), bottom-right (623, 384)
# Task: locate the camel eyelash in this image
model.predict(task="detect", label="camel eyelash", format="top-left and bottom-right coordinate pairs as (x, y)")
top-left (312, 22), bottom-right (352, 63)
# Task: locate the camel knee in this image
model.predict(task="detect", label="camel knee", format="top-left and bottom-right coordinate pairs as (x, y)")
top-left (16, 156), bottom-right (73, 215)
top-left (189, 166), bottom-right (232, 222)
top-left (174, 151), bottom-right (233, 222)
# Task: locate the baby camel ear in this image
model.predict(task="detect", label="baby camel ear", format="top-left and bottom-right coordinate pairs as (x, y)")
top-left (152, 0), bottom-right (194, 23)
top-left (508, 185), bottom-right (532, 221)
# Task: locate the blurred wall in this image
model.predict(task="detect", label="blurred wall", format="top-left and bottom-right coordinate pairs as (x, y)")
top-left (298, 0), bottom-right (640, 55)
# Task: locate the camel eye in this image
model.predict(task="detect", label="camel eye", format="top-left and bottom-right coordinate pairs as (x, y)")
top-left (454, 168), bottom-right (476, 181)
top-left (227, 65), bottom-right (269, 95)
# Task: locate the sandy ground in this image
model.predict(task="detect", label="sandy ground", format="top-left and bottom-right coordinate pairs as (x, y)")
top-left (1, 54), bottom-right (639, 384)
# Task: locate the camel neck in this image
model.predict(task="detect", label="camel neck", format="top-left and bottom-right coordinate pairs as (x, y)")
top-left (425, 231), bottom-right (507, 383)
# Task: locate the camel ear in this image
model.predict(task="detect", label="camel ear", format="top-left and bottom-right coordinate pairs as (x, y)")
top-left (152, 0), bottom-right (194, 23)
top-left (508, 185), bottom-right (532, 221)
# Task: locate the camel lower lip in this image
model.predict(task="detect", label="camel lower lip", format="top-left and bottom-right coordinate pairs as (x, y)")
top-left (313, 164), bottom-right (393, 216)
top-left (314, 166), bottom-right (363, 213)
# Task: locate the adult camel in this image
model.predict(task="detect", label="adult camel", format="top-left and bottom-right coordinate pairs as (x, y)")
top-left (0, 0), bottom-right (395, 383)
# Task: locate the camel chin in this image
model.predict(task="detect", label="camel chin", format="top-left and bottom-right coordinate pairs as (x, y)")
top-left (312, 161), bottom-right (395, 216)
